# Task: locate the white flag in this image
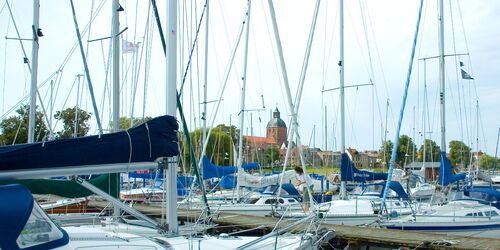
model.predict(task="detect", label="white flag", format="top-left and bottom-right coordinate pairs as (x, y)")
top-left (122, 39), bottom-right (137, 53)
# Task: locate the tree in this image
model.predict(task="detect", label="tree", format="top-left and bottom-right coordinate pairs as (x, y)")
top-left (265, 145), bottom-right (280, 166)
top-left (181, 125), bottom-right (234, 173)
top-left (54, 107), bottom-right (92, 139)
top-left (379, 135), bottom-right (417, 167)
top-left (215, 124), bottom-right (239, 146)
top-left (418, 139), bottom-right (441, 162)
top-left (119, 116), bottom-right (152, 130)
top-left (448, 140), bottom-right (471, 167)
top-left (379, 140), bottom-right (393, 168)
top-left (398, 135), bottom-right (417, 166)
top-left (0, 104), bottom-right (47, 145)
top-left (108, 116), bottom-right (152, 131)
top-left (479, 154), bottom-right (498, 170)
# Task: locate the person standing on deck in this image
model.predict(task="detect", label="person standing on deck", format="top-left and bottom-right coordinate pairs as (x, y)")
top-left (294, 166), bottom-right (314, 212)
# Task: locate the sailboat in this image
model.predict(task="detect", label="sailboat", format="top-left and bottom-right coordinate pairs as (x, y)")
top-left (0, 0), bottom-right (336, 249)
top-left (380, 0), bottom-right (500, 238)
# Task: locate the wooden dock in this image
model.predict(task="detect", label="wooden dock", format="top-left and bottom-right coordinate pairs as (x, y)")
top-left (89, 200), bottom-right (500, 249)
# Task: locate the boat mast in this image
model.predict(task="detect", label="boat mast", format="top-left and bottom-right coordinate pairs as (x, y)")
top-left (111, 0), bottom-right (121, 218)
top-left (339, 0), bottom-right (347, 200)
top-left (112, 0), bottom-right (120, 132)
top-left (438, 0), bottom-right (446, 153)
top-left (28, 0), bottom-right (41, 143)
top-left (202, 0), bottom-right (209, 144)
top-left (165, 0), bottom-right (178, 234)
top-left (236, 0), bottom-right (252, 198)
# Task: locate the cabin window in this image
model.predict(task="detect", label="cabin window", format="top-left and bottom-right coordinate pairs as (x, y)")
top-left (485, 211), bottom-right (499, 217)
top-left (17, 202), bottom-right (65, 249)
top-left (246, 198), bottom-right (259, 204)
top-left (288, 199), bottom-right (296, 203)
top-left (395, 202), bottom-right (401, 206)
top-left (465, 213), bottom-right (473, 216)
top-left (477, 212), bottom-right (484, 217)
top-left (264, 199), bottom-right (277, 204)
top-left (278, 199), bottom-right (285, 204)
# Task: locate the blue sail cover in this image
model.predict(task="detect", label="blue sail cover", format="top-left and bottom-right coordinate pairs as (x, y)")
top-left (201, 156), bottom-right (237, 180)
top-left (0, 115), bottom-right (179, 172)
top-left (439, 152), bottom-right (466, 186)
top-left (340, 153), bottom-right (387, 182)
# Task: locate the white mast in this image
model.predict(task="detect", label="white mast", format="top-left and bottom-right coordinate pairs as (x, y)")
top-left (237, 0), bottom-right (251, 168)
top-left (236, 0), bottom-right (252, 201)
top-left (202, 0), bottom-right (209, 144)
top-left (110, 0), bottom-right (121, 218)
top-left (438, 0), bottom-right (446, 153)
top-left (111, 0), bottom-right (120, 132)
top-left (28, 0), bottom-right (41, 143)
top-left (339, 0), bottom-right (347, 199)
top-left (166, 0), bottom-right (178, 234)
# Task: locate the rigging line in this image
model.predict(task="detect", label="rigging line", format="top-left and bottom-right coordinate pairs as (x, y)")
top-left (129, 2), bottom-right (151, 127)
top-left (362, 0), bottom-right (389, 99)
top-left (69, 0), bottom-right (103, 134)
top-left (178, 2), bottom-right (207, 97)
top-left (448, 0), bottom-right (465, 144)
top-left (5, 0), bottom-right (30, 73)
top-left (85, 0), bottom-right (96, 58)
top-left (346, 5), bottom-right (371, 80)
top-left (202, 4), bottom-right (247, 160)
top-left (260, 0), bottom-right (284, 108)
top-left (0, 71), bottom-right (57, 120)
top-left (50, 75), bottom-right (78, 131)
top-left (2, 8), bottom-right (11, 114)
top-left (128, 0), bottom-right (140, 123)
top-left (142, 4), bottom-right (154, 121)
top-left (381, 0), bottom-right (424, 209)
top-left (150, 0), bottom-right (211, 215)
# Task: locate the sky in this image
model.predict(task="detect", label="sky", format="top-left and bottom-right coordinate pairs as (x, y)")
top-left (0, 0), bottom-right (499, 156)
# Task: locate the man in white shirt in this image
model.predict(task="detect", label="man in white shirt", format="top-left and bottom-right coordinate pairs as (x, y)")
top-left (294, 166), bottom-right (313, 212)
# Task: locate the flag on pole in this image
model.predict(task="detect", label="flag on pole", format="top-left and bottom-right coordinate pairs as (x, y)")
top-left (461, 69), bottom-right (474, 80)
top-left (122, 39), bottom-right (137, 53)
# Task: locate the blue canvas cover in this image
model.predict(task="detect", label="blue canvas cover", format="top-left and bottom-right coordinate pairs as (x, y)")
top-left (220, 175), bottom-right (237, 189)
top-left (0, 115), bottom-right (179, 172)
top-left (439, 152), bottom-right (466, 186)
top-left (201, 155), bottom-right (237, 179)
top-left (0, 184), bottom-right (69, 250)
top-left (340, 153), bottom-right (387, 182)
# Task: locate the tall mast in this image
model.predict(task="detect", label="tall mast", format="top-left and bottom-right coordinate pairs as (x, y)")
top-left (112, 0), bottom-right (120, 132)
top-left (339, 0), bottom-right (347, 199)
top-left (110, 0), bottom-right (121, 219)
top-left (165, 0), bottom-right (178, 234)
top-left (202, 0), bottom-right (209, 144)
top-left (238, 0), bottom-right (251, 168)
top-left (438, 0), bottom-right (446, 153)
top-left (28, 0), bottom-right (41, 143)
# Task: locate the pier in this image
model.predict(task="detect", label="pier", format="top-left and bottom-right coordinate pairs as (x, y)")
top-left (88, 200), bottom-right (500, 249)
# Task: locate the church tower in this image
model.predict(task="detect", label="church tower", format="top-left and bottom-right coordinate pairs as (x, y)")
top-left (266, 108), bottom-right (287, 146)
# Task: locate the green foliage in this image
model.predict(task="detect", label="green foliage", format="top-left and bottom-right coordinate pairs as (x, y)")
top-left (379, 135), bottom-right (417, 167)
top-left (380, 140), bottom-right (393, 168)
top-left (0, 104), bottom-right (47, 145)
top-left (181, 124), bottom-right (235, 173)
top-left (448, 140), bottom-right (471, 167)
top-left (397, 135), bottom-right (417, 166)
top-left (54, 107), bottom-right (92, 139)
top-left (108, 116), bottom-right (152, 131)
top-left (215, 124), bottom-right (239, 145)
top-left (418, 139), bottom-right (441, 162)
top-left (264, 145), bottom-right (280, 165)
top-left (479, 153), bottom-right (498, 169)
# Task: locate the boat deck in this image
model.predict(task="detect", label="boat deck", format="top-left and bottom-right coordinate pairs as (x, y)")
top-left (88, 200), bottom-right (500, 249)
